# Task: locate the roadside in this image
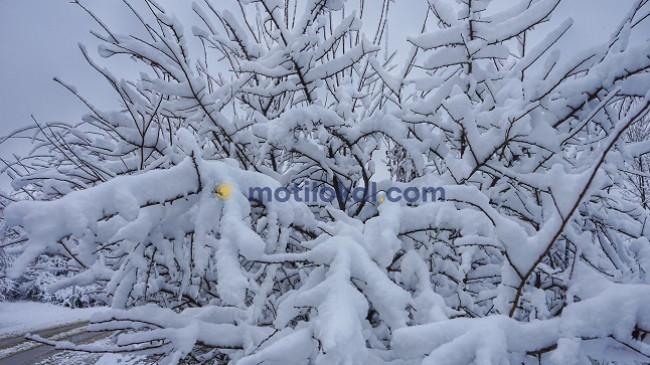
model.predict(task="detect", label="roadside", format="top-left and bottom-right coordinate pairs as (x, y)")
top-left (0, 322), bottom-right (107, 364)
top-left (0, 301), bottom-right (105, 338)
top-left (0, 301), bottom-right (112, 364)
top-left (0, 321), bottom-right (155, 365)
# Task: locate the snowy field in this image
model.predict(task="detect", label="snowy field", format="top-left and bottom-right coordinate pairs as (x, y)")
top-left (0, 301), bottom-right (103, 337)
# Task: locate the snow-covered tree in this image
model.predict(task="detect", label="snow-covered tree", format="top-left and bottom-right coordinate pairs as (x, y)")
top-left (621, 97), bottom-right (650, 209)
top-left (2, 0), bottom-right (650, 363)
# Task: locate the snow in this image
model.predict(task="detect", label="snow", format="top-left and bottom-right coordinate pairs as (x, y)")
top-left (0, 301), bottom-right (105, 337)
top-left (394, 263), bottom-right (650, 364)
top-left (2, 0), bottom-right (650, 363)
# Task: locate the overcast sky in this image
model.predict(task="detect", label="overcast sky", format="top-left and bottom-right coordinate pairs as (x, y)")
top-left (1, 0), bottom-right (647, 189)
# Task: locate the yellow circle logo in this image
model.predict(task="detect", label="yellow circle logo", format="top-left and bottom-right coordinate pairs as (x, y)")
top-left (211, 179), bottom-right (237, 204)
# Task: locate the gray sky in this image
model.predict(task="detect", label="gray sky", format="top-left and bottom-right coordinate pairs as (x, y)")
top-left (1, 0), bottom-right (647, 190)
top-left (0, 1), bottom-right (119, 172)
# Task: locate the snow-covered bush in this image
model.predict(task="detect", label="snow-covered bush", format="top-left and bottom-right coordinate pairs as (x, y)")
top-left (2, 0), bottom-right (650, 363)
top-left (622, 97), bottom-right (650, 209)
top-left (1, 192), bottom-right (99, 306)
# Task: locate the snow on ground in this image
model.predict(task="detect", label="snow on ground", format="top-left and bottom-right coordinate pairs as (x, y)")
top-left (0, 301), bottom-right (105, 337)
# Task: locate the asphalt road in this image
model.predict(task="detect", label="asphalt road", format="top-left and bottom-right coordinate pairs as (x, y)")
top-left (0, 322), bottom-right (107, 365)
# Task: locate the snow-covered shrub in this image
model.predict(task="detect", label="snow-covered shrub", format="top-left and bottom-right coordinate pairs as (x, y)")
top-left (1, 192), bottom-right (98, 306)
top-left (621, 97), bottom-right (650, 209)
top-left (0, 253), bottom-right (98, 307)
top-left (2, 0), bottom-right (650, 364)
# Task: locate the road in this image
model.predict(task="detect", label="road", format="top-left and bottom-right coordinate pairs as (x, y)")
top-left (0, 322), bottom-right (109, 364)
top-left (0, 324), bottom-right (196, 364)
